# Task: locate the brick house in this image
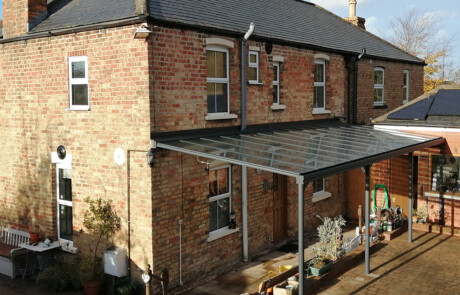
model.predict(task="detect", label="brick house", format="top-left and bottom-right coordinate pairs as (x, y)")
top-left (373, 85), bottom-right (460, 236)
top-left (0, 0), bottom-right (432, 290)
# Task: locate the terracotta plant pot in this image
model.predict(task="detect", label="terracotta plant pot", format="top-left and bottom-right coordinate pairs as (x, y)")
top-left (83, 280), bottom-right (103, 295)
top-left (29, 233), bottom-right (40, 244)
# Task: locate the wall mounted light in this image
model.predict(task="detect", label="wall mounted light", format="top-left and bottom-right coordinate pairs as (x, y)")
top-left (146, 149), bottom-right (155, 168)
top-left (133, 23), bottom-right (152, 39)
top-left (57, 145), bottom-right (66, 160)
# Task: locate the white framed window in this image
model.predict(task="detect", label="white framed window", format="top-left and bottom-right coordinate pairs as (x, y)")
top-left (208, 165), bottom-right (231, 236)
top-left (68, 56), bottom-right (89, 110)
top-left (403, 70), bottom-right (409, 104)
top-left (248, 51), bottom-right (259, 83)
top-left (374, 67), bottom-right (385, 105)
top-left (206, 47), bottom-right (230, 115)
top-left (57, 168), bottom-right (73, 242)
top-left (313, 60), bottom-right (326, 110)
top-left (272, 62), bottom-right (280, 104)
top-left (312, 178), bottom-right (332, 202)
top-left (313, 178), bottom-right (325, 193)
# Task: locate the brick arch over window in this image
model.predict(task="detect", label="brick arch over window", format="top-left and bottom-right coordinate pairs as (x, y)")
top-left (205, 38), bottom-right (234, 49)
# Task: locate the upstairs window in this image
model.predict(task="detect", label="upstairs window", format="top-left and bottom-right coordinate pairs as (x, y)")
top-left (207, 47), bottom-right (230, 114)
top-left (374, 67), bottom-right (385, 105)
top-left (403, 70), bottom-right (409, 104)
top-left (248, 51), bottom-right (259, 83)
top-left (209, 165), bottom-right (231, 235)
top-left (313, 60), bottom-right (326, 110)
top-left (272, 62), bottom-right (280, 104)
top-left (68, 56), bottom-right (89, 110)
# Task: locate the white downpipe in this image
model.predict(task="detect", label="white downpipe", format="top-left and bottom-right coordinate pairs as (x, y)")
top-left (242, 165), bottom-right (249, 261)
top-left (178, 219), bottom-right (183, 286)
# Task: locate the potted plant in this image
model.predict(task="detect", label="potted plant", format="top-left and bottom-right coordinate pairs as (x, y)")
top-left (80, 197), bottom-right (121, 295)
top-left (416, 206), bottom-right (428, 223)
top-left (310, 215), bottom-right (346, 277)
top-left (412, 209), bottom-right (418, 223)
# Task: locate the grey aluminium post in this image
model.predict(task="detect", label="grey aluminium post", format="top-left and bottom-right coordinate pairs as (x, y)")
top-left (408, 153), bottom-right (414, 243)
top-left (297, 176), bottom-right (305, 295)
top-left (364, 165), bottom-right (370, 275)
top-left (242, 165), bottom-right (249, 261)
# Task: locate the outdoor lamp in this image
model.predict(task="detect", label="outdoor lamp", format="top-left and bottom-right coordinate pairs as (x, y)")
top-left (57, 145), bottom-right (66, 160)
top-left (133, 23), bottom-right (152, 39)
top-left (146, 149), bottom-right (155, 168)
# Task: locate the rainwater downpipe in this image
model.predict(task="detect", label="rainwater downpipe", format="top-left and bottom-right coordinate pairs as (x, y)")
top-left (353, 48), bottom-right (366, 124)
top-left (178, 219), bottom-right (183, 286)
top-left (241, 23), bottom-right (254, 263)
top-left (241, 22), bottom-right (255, 132)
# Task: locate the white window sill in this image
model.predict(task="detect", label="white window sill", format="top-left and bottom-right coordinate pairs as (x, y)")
top-left (248, 81), bottom-right (264, 85)
top-left (373, 102), bottom-right (385, 106)
top-left (312, 191), bottom-right (332, 202)
top-left (66, 107), bottom-right (90, 111)
top-left (207, 228), bottom-right (239, 242)
top-left (271, 104), bottom-right (286, 111)
top-left (59, 240), bottom-right (78, 254)
top-left (205, 113), bottom-right (238, 121)
top-left (312, 109), bottom-right (331, 115)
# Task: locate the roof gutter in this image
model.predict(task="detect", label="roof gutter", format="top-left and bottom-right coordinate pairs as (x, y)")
top-left (0, 16), bottom-right (147, 44)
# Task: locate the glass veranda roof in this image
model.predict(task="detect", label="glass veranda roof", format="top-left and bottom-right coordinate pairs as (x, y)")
top-left (152, 120), bottom-right (444, 179)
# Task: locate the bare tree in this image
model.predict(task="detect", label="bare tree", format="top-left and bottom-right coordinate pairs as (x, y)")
top-left (388, 8), bottom-right (453, 92)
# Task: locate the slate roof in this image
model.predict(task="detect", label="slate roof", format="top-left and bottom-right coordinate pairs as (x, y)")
top-left (28, 0), bottom-right (421, 64)
top-left (30, 0), bottom-right (136, 33)
top-left (380, 88), bottom-right (460, 128)
top-left (148, 0), bottom-right (423, 64)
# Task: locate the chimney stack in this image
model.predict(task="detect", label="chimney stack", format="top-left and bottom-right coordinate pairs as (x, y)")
top-left (345, 0), bottom-right (366, 30)
top-left (2, 0), bottom-right (48, 39)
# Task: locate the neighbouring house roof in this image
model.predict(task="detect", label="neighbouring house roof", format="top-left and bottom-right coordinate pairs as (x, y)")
top-left (152, 119), bottom-right (443, 179)
top-left (28, 0), bottom-right (422, 65)
top-left (373, 85), bottom-right (460, 128)
top-left (30, 0), bottom-right (136, 33)
top-left (148, 0), bottom-right (423, 64)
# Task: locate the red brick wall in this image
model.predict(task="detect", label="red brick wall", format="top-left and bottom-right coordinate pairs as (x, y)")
top-left (0, 25), bottom-right (153, 275)
top-left (357, 59), bottom-right (424, 124)
top-left (150, 27), bottom-right (347, 132)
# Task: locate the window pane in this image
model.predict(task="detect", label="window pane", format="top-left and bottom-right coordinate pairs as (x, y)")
top-left (374, 70), bottom-right (383, 84)
top-left (59, 204), bottom-right (73, 241)
top-left (209, 201), bottom-right (218, 232)
top-left (248, 67), bottom-right (257, 81)
top-left (217, 168), bottom-right (229, 195)
top-left (273, 65), bottom-right (279, 82)
top-left (72, 84), bottom-right (88, 105)
top-left (314, 86), bottom-right (325, 108)
top-left (374, 88), bottom-right (383, 102)
top-left (314, 179), bottom-right (324, 192)
top-left (315, 63), bottom-right (324, 83)
top-left (59, 169), bottom-right (72, 201)
top-left (249, 53), bottom-right (257, 63)
top-left (403, 72), bottom-right (408, 86)
top-left (217, 198), bottom-right (229, 229)
top-left (403, 89), bottom-right (408, 102)
top-left (209, 169), bottom-right (218, 197)
top-left (273, 85), bottom-right (279, 104)
top-left (206, 51), bottom-right (215, 77)
top-left (215, 83), bottom-right (228, 113)
top-left (72, 61), bottom-right (86, 79)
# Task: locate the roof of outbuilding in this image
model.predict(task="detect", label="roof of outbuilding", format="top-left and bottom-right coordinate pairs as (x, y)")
top-left (30, 0), bottom-right (136, 33)
top-left (28, 0), bottom-right (421, 64)
top-left (148, 0), bottom-right (423, 64)
top-left (375, 86), bottom-right (460, 128)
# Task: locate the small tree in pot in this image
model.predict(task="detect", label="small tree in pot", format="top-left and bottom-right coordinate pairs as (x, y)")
top-left (80, 197), bottom-right (121, 295)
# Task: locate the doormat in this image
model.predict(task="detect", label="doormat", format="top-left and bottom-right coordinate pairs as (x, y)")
top-left (276, 243), bottom-right (298, 253)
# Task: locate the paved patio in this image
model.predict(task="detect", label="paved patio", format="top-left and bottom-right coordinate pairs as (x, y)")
top-left (187, 231), bottom-right (459, 295)
top-left (0, 231), bottom-right (458, 294)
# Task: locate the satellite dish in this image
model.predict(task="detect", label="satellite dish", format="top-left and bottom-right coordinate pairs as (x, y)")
top-left (114, 148), bottom-right (126, 166)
